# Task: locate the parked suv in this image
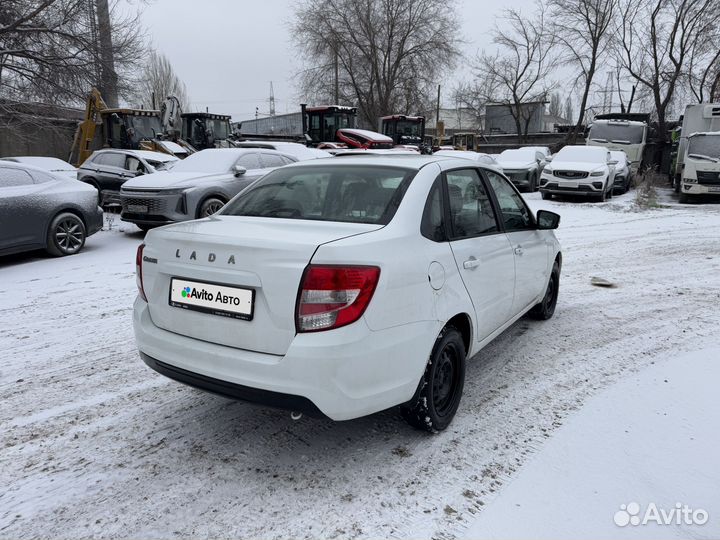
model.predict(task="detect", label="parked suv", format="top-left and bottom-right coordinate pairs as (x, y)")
top-left (134, 155), bottom-right (562, 431)
top-left (119, 148), bottom-right (297, 230)
top-left (78, 149), bottom-right (179, 206)
top-left (540, 145), bottom-right (617, 201)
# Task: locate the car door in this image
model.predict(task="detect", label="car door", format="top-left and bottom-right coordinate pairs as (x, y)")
top-left (228, 152), bottom-right (263, 196)
top-left (485, 170), bottom-right (550, 315)
top-left (97, 152), bottom-right (128, 192)
top-left (444, 168), bottom-right (516, 341)
top-left (0, 167), bottom-right (46, 250)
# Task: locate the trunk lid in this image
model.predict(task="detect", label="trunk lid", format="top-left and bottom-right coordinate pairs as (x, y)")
top-left (141, 216), bottom-right (381, 355)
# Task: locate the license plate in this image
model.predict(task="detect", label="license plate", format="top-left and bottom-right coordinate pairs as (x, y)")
top-left (708, 186), bottom-right (720, 193)
top-left (169, 278), bottom-right (254, 320)
top-left (559, 181), bottom-right (579, 188)
top-left (127, 204), bottom-right (148, 213)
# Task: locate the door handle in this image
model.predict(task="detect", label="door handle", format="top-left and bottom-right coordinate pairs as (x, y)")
top-left (514, 246), bottom-right (524, 256)
top-left (463, 257), bottom-right (481, 269)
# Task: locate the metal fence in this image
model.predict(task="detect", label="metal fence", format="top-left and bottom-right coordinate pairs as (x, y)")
top-left (236, 112), bottom-right (303, 136)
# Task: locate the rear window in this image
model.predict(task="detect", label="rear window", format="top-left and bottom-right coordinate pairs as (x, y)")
top-left (221, 165), bottom-right (416, 225)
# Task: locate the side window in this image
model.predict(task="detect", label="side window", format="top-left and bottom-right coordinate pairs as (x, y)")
top-left (445, 169), bottom-right (499, 238)
top-left (260, 153), bottom-right (286, 169)
top-left (0, 167), bottom-right (34, 187)
top-left (421, 177), bottom-right (446, 242)
top-left (486, 171), bottom-right (534, 231)
top-left (0, 167), bottom-right (33, 188)
top-left (102, 153), bottom-right (125, 168)
top-left (29, 170), bottom-right (56, 184)
top-left (236, 153), bottom-right (261, 170)
top-left (90, 153), bottom-right (106, 165)
top-left (125, 156), bottom-right (143, 172)
top-left (281, 156), bottom-right (297, 165)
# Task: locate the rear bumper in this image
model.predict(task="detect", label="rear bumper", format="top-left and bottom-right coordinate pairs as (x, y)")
top-left (141, 353), bottom-right (327, 418)
top-left (133, 298), bottom-right (438, 420)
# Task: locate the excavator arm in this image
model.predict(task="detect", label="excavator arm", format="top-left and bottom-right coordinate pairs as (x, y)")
top-left (69, 88), bottom-right (107, 167)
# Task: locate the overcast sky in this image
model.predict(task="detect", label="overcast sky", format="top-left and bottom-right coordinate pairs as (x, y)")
top-left (139, 0), bottom-right (536, 121)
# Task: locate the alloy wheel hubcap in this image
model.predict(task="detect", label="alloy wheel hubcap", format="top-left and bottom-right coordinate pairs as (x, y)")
top-left (55, 219), bottom-right (83, 252)
top-left (204, 202), bottom-right (223, 216)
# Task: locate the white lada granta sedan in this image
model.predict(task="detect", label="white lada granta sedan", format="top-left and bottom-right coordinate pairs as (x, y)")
top-left (134, 155), bottom-right (562, 432)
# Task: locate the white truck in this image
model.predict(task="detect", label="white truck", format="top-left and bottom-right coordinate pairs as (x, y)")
top-left (586, 117), bottom-right (649, 174)
top-left (673, 104), bottom-right (720, 203)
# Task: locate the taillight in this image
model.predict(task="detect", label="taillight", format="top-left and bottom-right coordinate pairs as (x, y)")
top-left (296, 265), bottom-right (380, 332)
top-left (136, 243), bottom-right (147, 302)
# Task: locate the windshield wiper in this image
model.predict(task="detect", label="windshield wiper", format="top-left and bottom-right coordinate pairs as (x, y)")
top-left (610, 139), bottom-right (631, 144)
top-left (589, 138), bottom-right (608, 143)
top-left (688, 153), bottom-right (720, 163)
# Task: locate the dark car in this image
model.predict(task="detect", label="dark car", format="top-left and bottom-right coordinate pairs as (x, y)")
top-left (118, 148), bottom-right (297, 230)
top-left (77, 149), bottom-right (179, 206)
top-left (0, 162), bottom-right (103, 257)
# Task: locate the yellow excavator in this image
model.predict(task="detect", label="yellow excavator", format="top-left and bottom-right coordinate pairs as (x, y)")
top-left (69, 88), bottom-right (195, 166)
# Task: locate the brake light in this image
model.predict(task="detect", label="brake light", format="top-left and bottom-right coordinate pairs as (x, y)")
top-left (136, 243), bottom-right (147, 302)
top-left (296, 265), bottom-right (380, 332)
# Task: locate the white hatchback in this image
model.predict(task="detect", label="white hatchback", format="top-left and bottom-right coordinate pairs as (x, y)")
top-left (134, 156), bottom-right (562, 431)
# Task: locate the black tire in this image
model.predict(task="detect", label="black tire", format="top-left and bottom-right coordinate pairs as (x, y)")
top-left (529, 261), bottom-right (560, 320)
top-left (679, 192), bottom-right (690, 204)
top-left (137, 224), bottom-right (157, 232)
top-left (530, 174), bottom-right (537, 192)
top-left (597, 189), bottom-right (607, 202)
top-left (541, 191), bottom-right (552, 200)
top-left (607, 186), bottom-right (613, 199)
top-left (674, 175), bottom-right (681, 193)
top-left (198, 197), bottom-right (225, 218)
top-left (400, 326), bottom-right (466, 433)
top-left (46, 212), bottom-right (86, 256)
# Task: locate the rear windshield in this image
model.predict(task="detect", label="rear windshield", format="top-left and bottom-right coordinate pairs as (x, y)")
top-left (221, 165), bottom-right (416, 225)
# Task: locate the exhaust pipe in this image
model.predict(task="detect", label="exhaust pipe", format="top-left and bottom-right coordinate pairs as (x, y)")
top-left (290, 411), bottom-right (303, 421)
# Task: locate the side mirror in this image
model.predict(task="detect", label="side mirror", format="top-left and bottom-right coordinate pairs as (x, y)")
top-left (537, 209), bottom-right (560, 230)
top-left (546, 155), bottom-right (553, 162)
top-left (233, 165), bottom-right (247, 176)
top-left (608, 159), bottom-right (618, 166)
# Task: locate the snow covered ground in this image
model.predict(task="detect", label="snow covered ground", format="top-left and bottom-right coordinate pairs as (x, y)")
top-left (1, 187), bottom-right (719, 539)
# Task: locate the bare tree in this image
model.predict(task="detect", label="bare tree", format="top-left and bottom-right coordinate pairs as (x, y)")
top-left (548, 92), bottom-right (563, 118)
top-left (292, 0), bottom-right (461, 127)
top-left (686, 30), bottom-right (720, 103)
top-left (549, 0), bottom-right (616, 142)
top-left (617, 0), bottom-right (720, 136)
top-left (564, 95), bottom-right (574, 123)
top-left (0, 0), bottom-right (146, 107)
top-left (137, 51), bottom-right (190, 111)
top-left (459, 3), bottom-right (557, 140)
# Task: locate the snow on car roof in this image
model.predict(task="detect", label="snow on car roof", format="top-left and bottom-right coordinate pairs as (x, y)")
top-left (338, 128), bottom-right (393, 143)
top-left (2, 156), bottom-right (76, 170)
top-left (555, 145), bottom-right (608, 162)
top-left (129, 150), bottom-right (180, 162)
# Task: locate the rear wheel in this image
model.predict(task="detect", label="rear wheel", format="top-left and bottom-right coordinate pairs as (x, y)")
top-left (198, 197), bottom-right (225, 218)
top-left (529, 261), bottom-right (560, 320)
top-left (401, 326), bottom-right (466, 433)
top-left (541, 191), bottom-right (552, 200)
top-left (46, 212), bottom-right (86, 256)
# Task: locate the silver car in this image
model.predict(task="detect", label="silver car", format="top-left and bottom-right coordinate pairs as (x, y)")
top-left (119, 148), bottom-right (297, 231)
top-left (0, 162), bottom-right (103, 257)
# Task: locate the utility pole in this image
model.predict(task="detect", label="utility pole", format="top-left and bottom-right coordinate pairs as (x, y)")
top-left (94, 0), bottom-right (118, 107)
top-left (269, 82), bottom-right (276, 117)
top-left (436, 84), bottom-right (441, 124)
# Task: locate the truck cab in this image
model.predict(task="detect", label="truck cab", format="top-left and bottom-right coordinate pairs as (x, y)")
top-left (673, 104), bottom-right (720, 195)
top-left (586, 118), bottom-right (648, 173)
top-left (302, 105), bottom-right (357, 146)
top-left (380, 115), bottom-right (426, 148)
top-left (102, 109), bottom-right (162, 151)
top-left (181, 113), bottom-right (233, 150)
top-left (679, 132), bottom-right (720, 202)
